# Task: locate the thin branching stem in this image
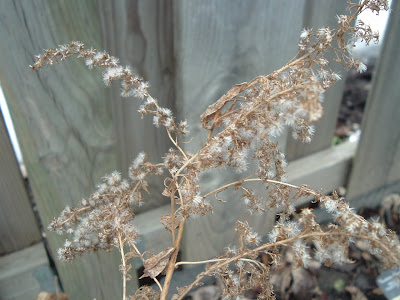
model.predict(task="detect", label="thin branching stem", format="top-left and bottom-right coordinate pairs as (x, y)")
top-left (175, 257), bottom-right (266, 269)
top-left (160, 220), bottom-right (185, 300)
top-left (170, 184), bottom-right (176, 244)
top-left (175, 152), bottom-right (199, 177)
top-left (175, 258), bottom-right (224, 267)
top-left (167, 129), bottom-right (188, 160)
top-left (131, 243), bottom-right (144, 260)
top-left (57, 206), bottom-right (90, 226)
top-left (202, 178), bottom-right (309, 200)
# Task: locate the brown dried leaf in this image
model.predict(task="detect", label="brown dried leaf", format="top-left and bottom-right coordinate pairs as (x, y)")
top-left (140, 247), bottom-right (175, 279)
top-left (142, 180), bottom-right (149, 194)
top-left (161, 214), bottom-right (181, 233)
top-left (162, 188), bottom-right (171, 197)
top-left (126, 248), bottom-right (141, 260)
top-left (200, 82), bottom-right (248, 129)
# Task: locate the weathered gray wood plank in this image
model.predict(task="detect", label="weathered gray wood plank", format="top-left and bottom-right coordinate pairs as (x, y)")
top-left (0, 108), bottom-right (41, 255)
top-left (346, 0), bottom-right (400, 203)
top-left (287, 140), bottom-right (356, 194)
top-left (0, 1), bottom-right (133, 298)
top-left (173, 0), bottom-right (348, 262)
top-left (97, 0), bottom-right (174, 212)
top-left (0, 242), bottom-right (58, 300)
top-left (286, 0), bottom-right (347, 161)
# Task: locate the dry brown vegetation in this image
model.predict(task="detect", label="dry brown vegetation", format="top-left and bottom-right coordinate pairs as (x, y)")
top-left (31, 1), bottom-right (399, 299)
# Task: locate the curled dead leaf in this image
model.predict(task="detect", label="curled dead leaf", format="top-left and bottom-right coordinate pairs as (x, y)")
top-left (161, 214), bottom-right (181, 233)
top-left (162, 188), bottom-right (171, 197)
top-left (140, 247), bottom-right (175, 279)
top-left (200, 82), bottom-right (248, 130)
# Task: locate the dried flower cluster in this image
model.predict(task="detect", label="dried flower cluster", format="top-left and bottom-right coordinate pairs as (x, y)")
top-left (31, 1), bottom-right (400, 299)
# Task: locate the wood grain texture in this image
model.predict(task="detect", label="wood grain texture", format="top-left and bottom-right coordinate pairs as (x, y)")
top-left (0, 1), bottom-right (133, 298)
top-left (286, 0), bottom-right (348, 161)
top-left (97, 0), bottom-right (175, 212)
top-left (346, 0), bottom-right (400, 202)
top-left (0, 109), bottom-right (41, 255)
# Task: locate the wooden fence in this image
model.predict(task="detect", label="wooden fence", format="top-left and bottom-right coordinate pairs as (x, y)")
top-left (0, 0), bottom-right (399, 299)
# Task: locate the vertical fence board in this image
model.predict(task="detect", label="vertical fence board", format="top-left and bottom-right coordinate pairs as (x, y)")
top-left (286, 0), bottom-right (347, 161)
top-left (346, 1), bottom-right (400, 204)
top-left (0, 1), bottom-right (134, 299)
top-left (174, 0), bottom-right (309, 262)
top-left (97, 0), bottom-right (174, 213)
top-left (174, 0), bottom-right (349, 262)
top-left (0, 109), bottom-right (41, 255)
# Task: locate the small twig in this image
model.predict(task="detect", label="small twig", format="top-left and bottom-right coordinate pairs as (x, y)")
top-left (202, 178), bottom-right (310, 200)
top-left (167, 129), bottom-right (188, 160)
top-left (175, 258), bottom-right (224, 267)
top-left (175, 257), bottom-right (266, 269)
top-left (154, 278), bottom-right (163, 292)
top-left (58, 206), bottom-right (91, 226)
top-left (160, 220), bottom-right (185, 300)
top-left (170, 184), bottom-right (176, 244)
top-left (117, 233), bottom-right (127, 300)
top-left (131, 243), bottom-right (145, 261)
top-left (175, 152), bottom-right (199, 177)
top-left (175, 181), bottom-right (185, 207)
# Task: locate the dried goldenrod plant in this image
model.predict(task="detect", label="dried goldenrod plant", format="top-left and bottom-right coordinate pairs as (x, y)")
top-left (31, 1), bottom-right (399, 299)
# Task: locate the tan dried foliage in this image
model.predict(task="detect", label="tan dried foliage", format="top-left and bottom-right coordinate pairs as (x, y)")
top-left (140, 247), bottom-right (175, 279)
top-left (31, 1), bottom-right (399, 299)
